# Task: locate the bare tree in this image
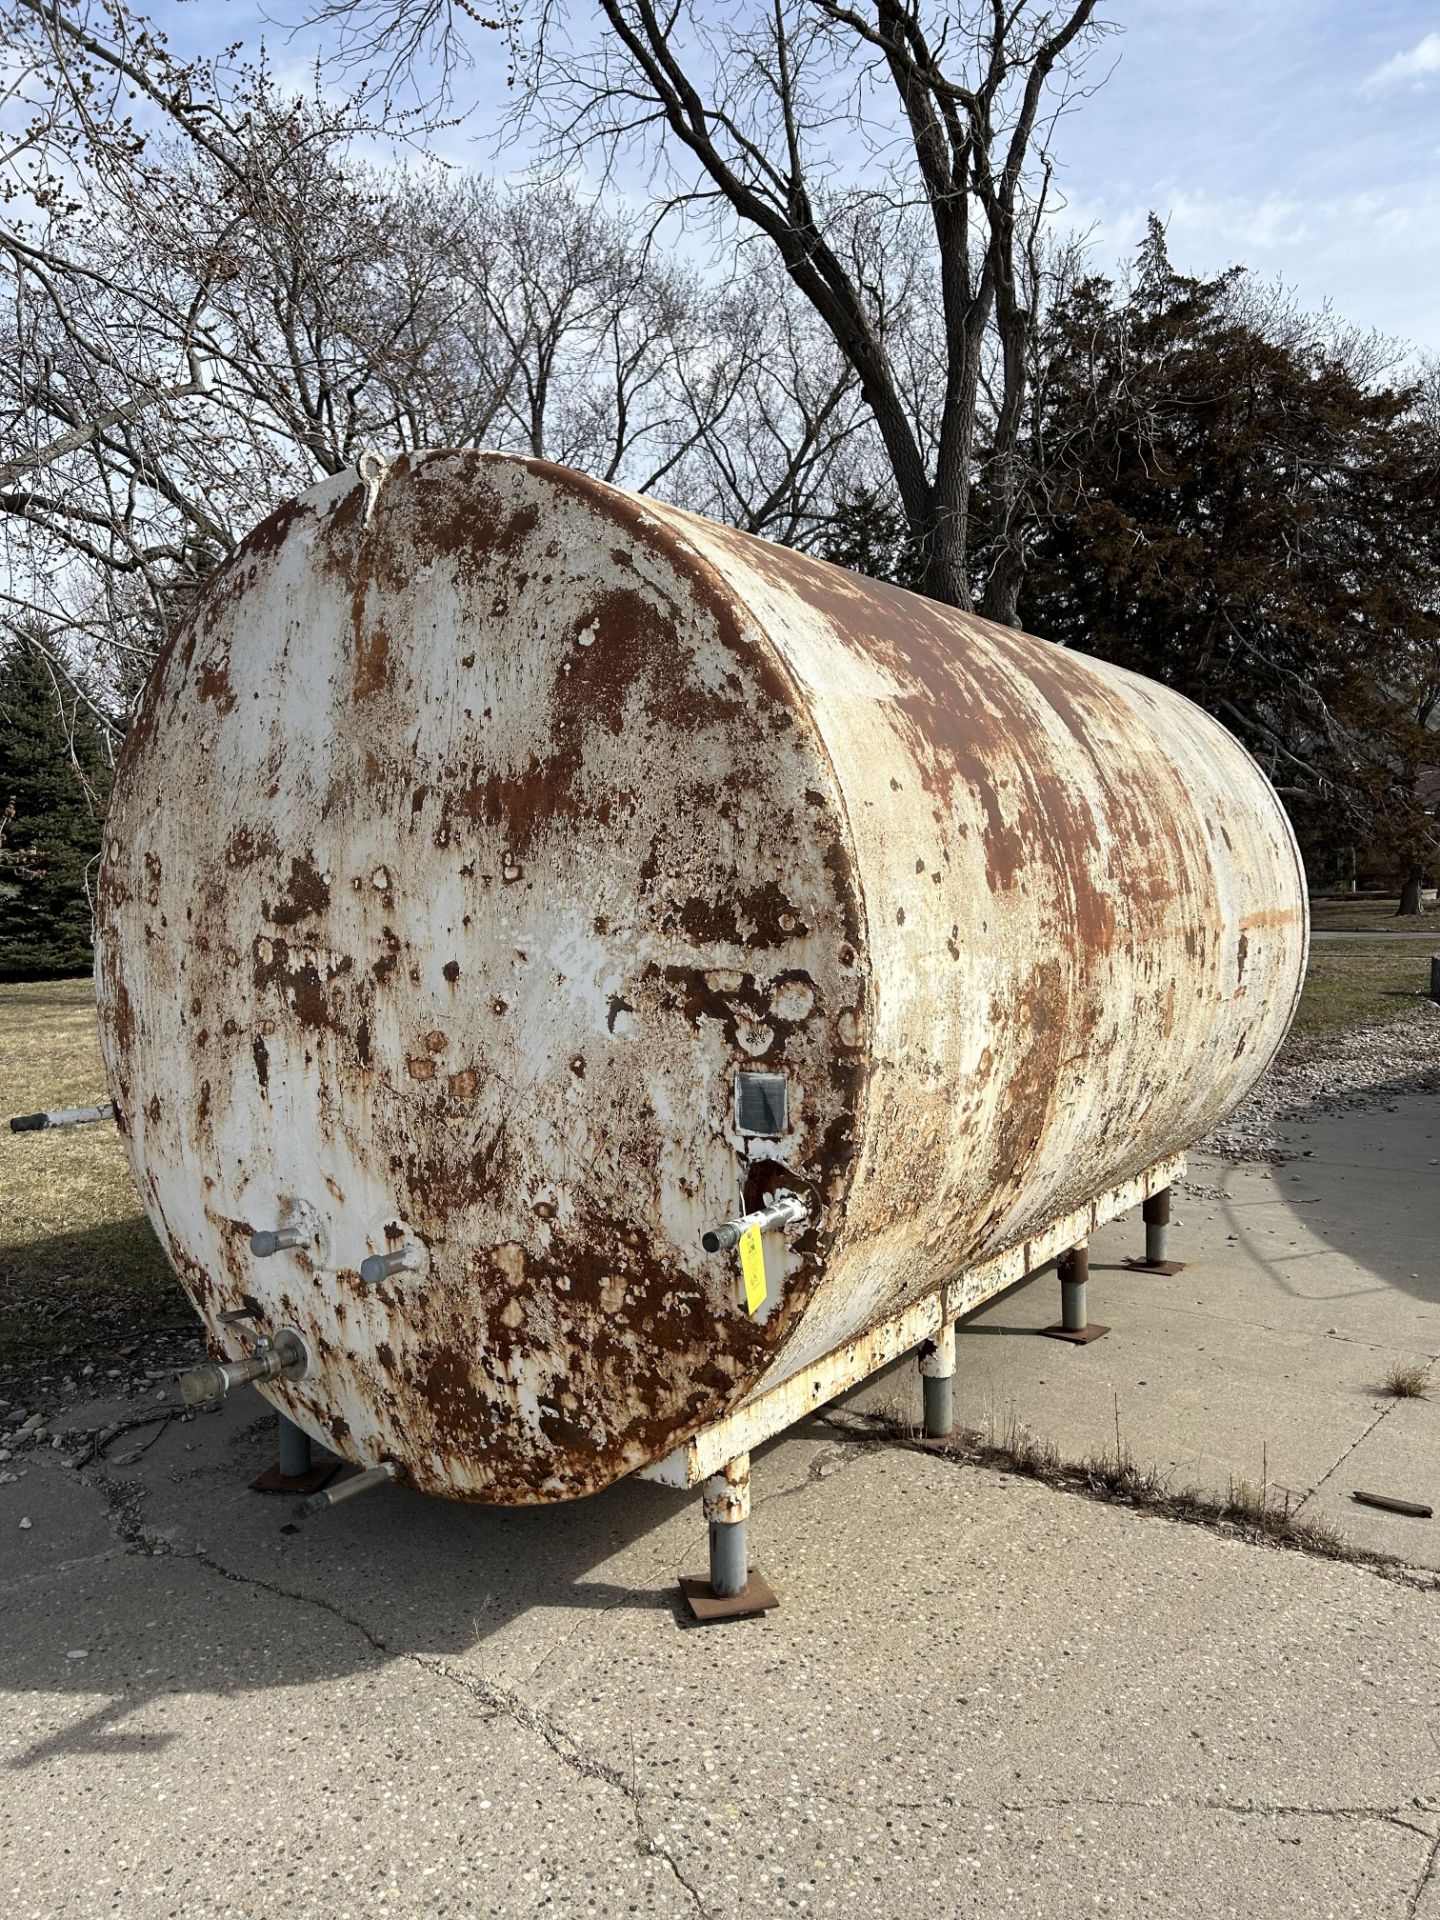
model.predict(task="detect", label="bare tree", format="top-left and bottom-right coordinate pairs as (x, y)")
top-left (2, 0), bottom-right (879, 728)
top-left (305, 1), bottom-right (1112, 616)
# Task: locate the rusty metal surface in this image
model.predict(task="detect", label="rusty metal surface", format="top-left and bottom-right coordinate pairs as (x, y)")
top-left (678, 1569), bottom-right (780, 1623)
top-left (701, 1454), bottom-right (751, 1526)
top-left (94, 448), bottom-right (1306, 1504)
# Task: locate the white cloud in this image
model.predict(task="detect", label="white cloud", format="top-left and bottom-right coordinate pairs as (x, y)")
top-left (1361, 31), bottom-right (1440, 95)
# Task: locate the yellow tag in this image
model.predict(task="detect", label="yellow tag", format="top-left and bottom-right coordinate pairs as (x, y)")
top-left (738, 1223), bottom-right (768, 1314)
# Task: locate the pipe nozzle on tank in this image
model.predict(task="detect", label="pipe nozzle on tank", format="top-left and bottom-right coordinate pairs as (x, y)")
top-left (9, 1102), bottom-right (113, 1133)
top-left (360, 1244), bottom-right (422, 1286)
top-left (295, 1459), bottom-right (397, 1520)
top-left (176, 1328), bottom-right (309, 1406)
top-left (701, 1191), bottom-right (807, 1254)
top-left (250, 1225), bottom-right (311, 1257)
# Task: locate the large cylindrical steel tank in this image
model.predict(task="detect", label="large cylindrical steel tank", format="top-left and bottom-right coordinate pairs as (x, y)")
top-left (95, 450), bottom-right (1307, 1501)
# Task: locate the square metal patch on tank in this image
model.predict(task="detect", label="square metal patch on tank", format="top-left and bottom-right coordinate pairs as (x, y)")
top-left (735, 1071), bottom-right (787, 1137)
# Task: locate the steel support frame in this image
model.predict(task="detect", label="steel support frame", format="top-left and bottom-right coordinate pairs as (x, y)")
top-left (642, 1152), bottom-right (1184, 1493)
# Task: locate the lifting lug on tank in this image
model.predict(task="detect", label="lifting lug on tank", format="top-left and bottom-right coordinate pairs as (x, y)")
top-left (701, 1191), bottom-right (807, 1254)
top-left (177, 1327), bottom-right (309, 1407)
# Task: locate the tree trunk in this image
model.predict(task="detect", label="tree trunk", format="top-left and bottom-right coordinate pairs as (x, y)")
top-left (920, 530), bottom-right (973, 611)
top-left (1397, 869), bottom-right (1425, 916)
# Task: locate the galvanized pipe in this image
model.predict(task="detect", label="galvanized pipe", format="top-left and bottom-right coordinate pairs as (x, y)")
top-left (9, 1102), bottom-right (113, 1133)
top-left (702, 1192), bottom-right (806, 1255)
top-left (702, 1453), bottom-right (751, 1598)
top-left (708, 1518), bottom-right (749, 1598)
top-left (1058, 1244), bottom-right (1089, 1334)
top-left (1142, 1188), bottom-right (1171, 1267)
top-left (299, 1460), bottom-right (397, 1516)
top-left (918, 1322), bottom-right (957, 1438)
top-left (277, 1410), bottom-right (313, 1478)
top-left (177, 1329), bottom-right (308, 1407)
top-left (179, 1351), bottom-right (283, 1406)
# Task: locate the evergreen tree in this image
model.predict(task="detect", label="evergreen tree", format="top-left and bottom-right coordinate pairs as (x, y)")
top-left (0, 642), bottom-right (109, 980)
top-left (1018, 219), bottom-right (1440, 898)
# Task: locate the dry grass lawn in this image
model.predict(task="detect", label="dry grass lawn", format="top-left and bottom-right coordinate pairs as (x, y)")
top-left (0, 977), bottom-right (181, 1370)
top-left (1308, 894), bottom-right (1437, 932)
top-left (1290, 938), bottom-right (1438, 1036)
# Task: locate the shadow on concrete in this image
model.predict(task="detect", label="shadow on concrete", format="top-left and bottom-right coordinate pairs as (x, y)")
top-left (0, 1399), bottom-right (849, 1768)
top-left (1219, 1073), bottom-right (1440, 1309)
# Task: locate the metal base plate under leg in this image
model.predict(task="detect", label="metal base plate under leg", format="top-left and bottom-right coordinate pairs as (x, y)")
top-left (1040, 1322), bottom-right (1110, 1345)
top-left (1122, 1257), bottom-right (1187, 1276)
top-left (249, 1460), bottom-right (341, 1496)
top-left (679, 1570), bottom-right (781, 1623)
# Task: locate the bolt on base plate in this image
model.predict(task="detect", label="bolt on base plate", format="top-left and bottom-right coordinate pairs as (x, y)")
top-left (1121, 1258), bottom-right (1187, 1276)
top-left (679, 1570), bottom-right (780, 1623)
top-left (250, 1461), bottom-right (342, 1496)
top-left (1040, 1322), bottom-right (1111, 1345)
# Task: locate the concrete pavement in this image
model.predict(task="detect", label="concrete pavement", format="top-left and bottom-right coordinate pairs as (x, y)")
top-left (3, 1083), bottom-right (1439, 1918)
top-left (847, 1088), bottom-right (1440, 1567)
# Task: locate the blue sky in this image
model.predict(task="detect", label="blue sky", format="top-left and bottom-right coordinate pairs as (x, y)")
top-left (166, 0), bottom-right (1440, 353)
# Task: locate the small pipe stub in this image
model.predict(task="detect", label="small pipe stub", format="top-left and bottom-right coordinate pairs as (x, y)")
top-left (917, 1323), bottom-right (957, 1442)
top-left (1125, 1184), bottom-right (1187, 1275)
top-left (1043, 1243), bottom-right (1109, 1345)
top-left (296, 1459), bottom-right (397, 1519)
top-left (250, 1411), bottom-right (340, 1498)
top-left (681, 1451), bottom-right (778, 1622)
top-left (360, 1244), bottom-right (422, 1286)
top-left (250, 1225), bottom-right (310, 1258)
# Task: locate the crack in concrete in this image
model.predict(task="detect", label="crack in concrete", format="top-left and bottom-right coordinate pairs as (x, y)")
top-left (57, 1431), bottom-right (1439, 1917)
top-left (825, 1407), bottom-right (1440, 1591)
top-left (1111, 1291), bottom-right (1440, 1362)
top-left (155, 1534), bottom-right (713, 1919)
top-left (70, 1447), bottom-right (717, 1917)
top-left (1408, 1830), bottom-right (1440, 1919)
top-left (837, 1791), bottom-right (1436, 1842)
top-left (1300, 1395), bottom-right (1400, 1513)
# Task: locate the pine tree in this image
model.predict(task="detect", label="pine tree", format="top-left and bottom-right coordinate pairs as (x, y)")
top-left (1017, 221), bottom-right (1440, 895)
top-left (0, 642), bottom-right (109, 980)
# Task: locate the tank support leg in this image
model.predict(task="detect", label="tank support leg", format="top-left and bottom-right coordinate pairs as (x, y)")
top-left (1124, 1185), bottom-right (1187, 1275)
top-left (679, 1452), bottom-right (779, 1622)
top-left (1043, 1241), bottom-right (1109, 1344)
top-left (918, 1322), bottom-right (957, 1440)
top-left (249, 1408), bottom-right (339, 1496)
top-left (278, 1410), bottom-right (312, 1478)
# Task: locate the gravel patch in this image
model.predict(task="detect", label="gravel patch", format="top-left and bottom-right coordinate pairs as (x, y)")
top-left (1203, 1002), bottom-right (1440, 1163)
